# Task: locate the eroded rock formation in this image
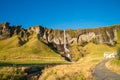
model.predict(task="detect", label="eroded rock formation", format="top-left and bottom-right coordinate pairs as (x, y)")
top-left (0, 22), bottom-right (120, 61)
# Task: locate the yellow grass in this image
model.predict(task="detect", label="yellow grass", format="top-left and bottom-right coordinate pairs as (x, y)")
top-left (0, 36), bottom-right (19, 50)
top-left (39, 43), bottom-right (115, 80)
top-left (106, 59), bottom-right (120, 74)
top-left (0, 35), bottom-right (66, 63)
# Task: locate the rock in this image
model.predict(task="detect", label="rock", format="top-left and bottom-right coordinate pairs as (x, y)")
top-left (78, 32), bottom-right (96, 45)
top-left (0, 22), bottom-right (10, 39)
top-left (53, 37), bottom-right (60, 45)
top-left (69, 38), bottom-right (77, 44)
top-left (0, 22), bottom-right (120, 60)
top-left (48, 34), bottom-right (54, 42)
top-left (113, 29), bottom-right (117, 42)
top-left (28, 26), bottom-right (44, 38)
top-left (96, 34), bottom-right (103, 44)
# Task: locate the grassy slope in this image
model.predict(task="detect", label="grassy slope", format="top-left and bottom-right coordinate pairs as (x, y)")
top-left (0, 36), bottom-right (66, 64)
top-left (39, 43), bottom-right (115, 80)
top-left (0, 36), bottom-right (19, 50)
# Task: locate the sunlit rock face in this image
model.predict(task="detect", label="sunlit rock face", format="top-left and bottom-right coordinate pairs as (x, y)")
top-left (44, 26), bottom-right (120, 49)
top-left (27, 26), bottom-right (44, 38)
top-left (0, 22), bottom-right (10, 39)
top-left (0, 22), bottom-right (120, 53)
top-left (0, 22), bottom-right (28, 41)
top-left (77, 32), bottom-right (96, 45)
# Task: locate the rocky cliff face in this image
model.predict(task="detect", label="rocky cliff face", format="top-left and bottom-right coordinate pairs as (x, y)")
top-left (35, 25), bottom-right (120, 52)
top-left (0, 22), bottom-right (28, 40)
top-left (0, 22), bottom-right (10, 39)
top-left (0, 22), bottom-right (120, 61)
top-left (0, 22), bottom-right (120, 48)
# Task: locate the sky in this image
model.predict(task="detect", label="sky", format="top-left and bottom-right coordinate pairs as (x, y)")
top-left (0, 0), bottom-right (120, 29)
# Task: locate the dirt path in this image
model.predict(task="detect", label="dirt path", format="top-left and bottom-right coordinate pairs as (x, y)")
top-left (93, 59), bottom-right (120, 80)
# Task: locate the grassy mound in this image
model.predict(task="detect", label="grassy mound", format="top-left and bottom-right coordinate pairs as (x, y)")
top-left (0, 36), bottom-right (66, 64)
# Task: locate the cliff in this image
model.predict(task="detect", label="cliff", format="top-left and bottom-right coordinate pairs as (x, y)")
top-left (0, 22), bottom-right (120, 61)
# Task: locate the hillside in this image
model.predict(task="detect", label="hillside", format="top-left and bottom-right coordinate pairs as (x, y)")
top-left (0, 34), bottom-right (65, 64)
top-left (39, 34), bottom-right (120, 79)
top-left (0, 22), bottom-right (120, 80)
top-left (0, 36), bottom-right (20, 50)
top-left (0, 37), bottom-right (60, 59)
top-left (0, 22), bottom-right (120, 62)
top-left (39, 42), bottom-right (119, 80)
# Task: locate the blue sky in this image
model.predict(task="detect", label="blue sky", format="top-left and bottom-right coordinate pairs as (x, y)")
top-left (0, 0), bottom-right (120, 29)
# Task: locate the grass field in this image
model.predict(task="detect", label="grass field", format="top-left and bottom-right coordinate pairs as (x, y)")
top-left (39, 43), bottom-right (116, 80)
top-left (0, 35), bottom-right (68, 80)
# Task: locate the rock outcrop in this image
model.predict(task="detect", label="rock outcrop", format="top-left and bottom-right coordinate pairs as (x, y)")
top-left (0, 22), bottom-right (10, 39)
top-left (0, 22), bottom-right (29, 40)
top-left (0, 22), bottom-right (120, 48)
top-left (0, 22), bottom-right (120, 61)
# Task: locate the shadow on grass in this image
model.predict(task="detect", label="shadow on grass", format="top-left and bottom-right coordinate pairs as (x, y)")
top-left (0, 61), bottom-right (70, 67)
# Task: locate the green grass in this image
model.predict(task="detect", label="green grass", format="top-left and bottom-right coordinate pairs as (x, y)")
top-left (0, 36), bottom-right (20, 50)
top-left (0, 60), bottom-right (68, 66)
top-left (0, 36), bottom-right (66, 65)
top-left (110, 59), bottom-right (120, 66)
top-left (116, 30), bottom-right (120, 48)
top-left (117, 30), bottom-right (120, 43)
top-left (106, 59), bottom-right (120, 74)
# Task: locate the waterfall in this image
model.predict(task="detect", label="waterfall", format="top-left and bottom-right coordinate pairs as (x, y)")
top-left (64, 30), bottom-right (66, 49)
top-left (64, 30), bottom-right (71, 59)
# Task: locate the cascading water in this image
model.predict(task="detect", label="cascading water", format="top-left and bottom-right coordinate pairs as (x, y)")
top-left (64, 30), bottom-right (71, 60)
